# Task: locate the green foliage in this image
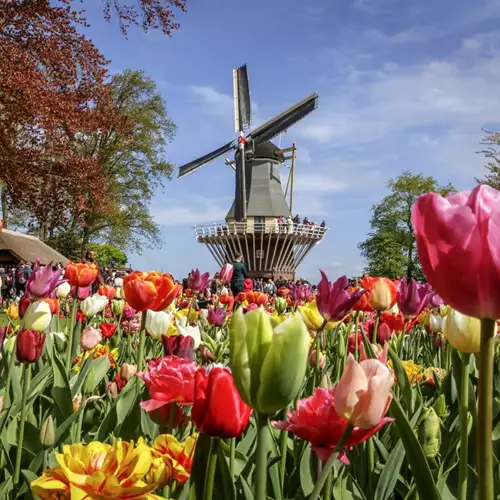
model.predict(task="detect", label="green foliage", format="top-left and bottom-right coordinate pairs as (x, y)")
top-left (87, 243), bottom-right (127, 267)
top-left (358, 170), bottom-right (455, 280)
top-left (476, 131), bottom-right (500, 189)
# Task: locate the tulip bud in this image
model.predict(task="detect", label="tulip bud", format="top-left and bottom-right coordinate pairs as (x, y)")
top-left (119, 363), bottom-right (137, 382)
top-left (432, 394), bottom-right (449, 419)
top-left (443, 309), bottom-right (480, 353)
top-left (107, 381), bottom-right (119, 399)
top-left (56, 282), bottom-right (71, 299)
top-left (80, 326), bottom-right (102, 351)
top-left (308, 347), bottom-right (326, 370)
top-left (16, 330), bottom-right (46, 363)
top-left (40, 415), bottom-right (55, 449)
top-left (7, 302), bottom-right (19, 321)
top-left (72, 394), bottom-right (82, 413)
top-left (275, 297), bottom-right (287, 315)
top-left (24, 301), bottom-right (52, 332)
top-left (229, 307), bottom-right (309, 415)
top-left (111, 299), bottom-right (125, 316)
top-left (199, 345), bottom-right (216, 363)
top-left (429, 314), bottom-right (443, 334)
top-left (417, 407), bottom-right (441, 459)
top-left (320, 372), bottom-right (334, 390)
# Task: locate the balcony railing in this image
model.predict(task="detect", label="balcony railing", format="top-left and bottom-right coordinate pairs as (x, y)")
top-left (193, 221), bottom-right (328, 239)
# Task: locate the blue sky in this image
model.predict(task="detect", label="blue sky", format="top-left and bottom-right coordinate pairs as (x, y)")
top-left (81, 0), bottom-right (500, 282)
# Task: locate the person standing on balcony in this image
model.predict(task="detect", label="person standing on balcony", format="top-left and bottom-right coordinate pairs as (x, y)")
top-left (230, 254), bottom-right (248, 298)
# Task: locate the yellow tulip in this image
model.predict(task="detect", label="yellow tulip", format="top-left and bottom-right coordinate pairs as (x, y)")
top-left (7, 303), bottom-right (19, 321)
top-left (270, 311), bottom-right (288, 328)
top-left (298, 301), bottom-right (339, 331)
top-left (443, 309), bottom-right (481, 353)
top-left (31, 438), bottom-right (165, 499)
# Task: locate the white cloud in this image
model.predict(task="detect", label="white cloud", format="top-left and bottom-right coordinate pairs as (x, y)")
top-left (190, 85), bottom-right (233, 116)
top-left (366, 28), bottom-right (427, 44)
top-left (293, 174), bottom-right (348, 192)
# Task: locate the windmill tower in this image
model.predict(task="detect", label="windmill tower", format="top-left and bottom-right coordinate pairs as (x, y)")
top-left (178, 65), bottom-right (327, 280)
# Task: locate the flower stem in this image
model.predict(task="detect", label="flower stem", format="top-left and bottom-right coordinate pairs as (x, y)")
top-left (13, 363), bottom-right (31, 487)
top-left (203, 437), bottom-right (220, 500)
top-left (229, 437), bottom-right (236, 477)
top-left (74, 397), bottom-right (86, 443)
top-left (324, 469), bottom-right (333, 500)
top-left (458, 353), bottom-right (470, 500)
top-left (279, 407), bottom-right (289, 496)
top-left (255, 413), bottom-right (270, 500)
top-left (3, 343), bottom-right (16, 408)
top-left (372, 311), bottom-right (380, 344)
top-left (65, 288), bottom-right (79, 373)
top-left (309, 424), bottom-right (353, 500)
top-left (137, 311), bottom-right (147, 372)
top-left (477, 318), bottom-right (495, 500)
top-left (354, 312), bottom-right (360, 360)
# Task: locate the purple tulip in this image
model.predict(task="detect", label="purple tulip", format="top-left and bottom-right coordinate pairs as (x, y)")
top-left (207, 307), bottom-right (228, 327)
top-left (72, 286), bottom-right (91, 301)
top-left (316, 271), bottom-right (366, 322)
top-left (428, 290), bottom-right (444, 308)
top-left (122, 305), bottom-right (135, 320)
top-left (161, 334), bottom-right (195, 359)
top-left (188, 268), bottom-right (210, 294)
top-left (397, 278), bottom-right (429, 318)
top-left (290, 283), bottom-right (313, 302)
top-left (26, 258), bottom-right (66, 299)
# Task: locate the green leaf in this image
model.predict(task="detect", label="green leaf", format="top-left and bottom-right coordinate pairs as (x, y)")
top-left (299, 444), bottom-right (315, 496)
top-left (238, 475), bottom-right (254, 500)
top-left (86, 355), bottom-right (111, 393)
top-left (388, 346), bottom-right (415, 412)
top-left (54, 411), bottom-right (81, 445)
top-left (116, 378), bottom-right (138, 427)
top-left (0, 478), bottom-right (13, 499)
top-left (70, 354), bottom-right (94, 397)
top-left (389, 398), bottom-right (441, 500)
top-left (217, 446), bottom-right (237, 499)
top-left (50, 352), bottom-right (73, 422)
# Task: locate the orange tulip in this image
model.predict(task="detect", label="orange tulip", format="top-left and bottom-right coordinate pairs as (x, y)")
top-left (220, 293), bottom-right (235, 311)
top-left (43, 298), bottom-right (60, 314)
top-left (350, 287), bottom-right (372, 312)
top-left (98, 285), bottom-right (116, 300)
top-left (361, 277), bottom-right (397, 312)
top-left (277, 287), bottom-right (290, 298)
top-left (245, 291), bottom-right (268, 307)
top-left (65, 262), bottom-right (98, 287)
top-left (123, 271), bottom-right (181, 312)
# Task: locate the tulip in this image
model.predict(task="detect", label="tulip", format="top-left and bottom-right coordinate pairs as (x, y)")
top-left (72, 286), bottom-right (91, 301)
top-left (115, 287), bottom-right (124, 299)
top-left (219, 263), bottom-right (234, 283)
top-left (428, 290), bottom-right (444, 308)
top-left (123, 271), bottom-right (180, 312)
top-left (26, 258), bottom-right (66, 299)
top-left (19, 295), bottom-right (31, 318)
top-left (316, 272), bottom-right (366, 322)
top-left (16, 330), bottom-right (45, 363)
top-left (361, 276), bottom-right (397, 311)
top-left (161, 334), bottom-right (195, 359)
top-left (137, 356), bottom-right (198, 413)
top-left (80, 326), bottom-right (102, 351)
top-left (199, 345), bottom-right (216, 363)
top-left (229, 307), bottom-right (309, 415)
top-left (335, 354), bottom-right (393, 429)
top-left (289, 283), bottom-right (313, 303)
top-left (298, 301), bottom-right (338, 331)
top-left (107, 381), bottom-right (119, 398)
top-left (40, 415), bottom-right (55, 449)
top-left (443, 309), bottom-right (481, 353)
top-left (192, 366), bottom-right (252, 438)
top-left (55, 281), bottom-right (71, 299)
top-left (80, 294), bottom-right (108, 317)
top-left (111, 299), bottom-right (125, 316)
top-left (119, 363), bottom-right (137, 382)
top-left (309, 347), bottom-right (326, 370)
top-left (99, 323), bottom-right (117, 339)
top-left (429, 313), bottom-right (443, 333)
top-left (7, 302), bottom-right (19, 321)
top-left (397, 278), bottom-right (429, 318)
top-left (98, 285), bottom-right (116, 300)
top-left (65, 261), bottom-right (98, 287)
top-left (418, 407), bottom-right (441, 459)
top-left (207, 307), bottom-right (228, 327)
top-left (0, 327), bottom-right (5, 350)
top-left (273, 387), bottom-right (393, 463)
top-left (274, 297), bottom-right (287, 315)
top-left (24, 301), bottom-right (52, 332)
top-left (146, 310), bottom-right (172, 339)
top-left (188, 268), bottom-right (210, 294)
top-left (246, 291), bottom-right (268, 306)
top-left (176, 316), bottom-right (201, 349)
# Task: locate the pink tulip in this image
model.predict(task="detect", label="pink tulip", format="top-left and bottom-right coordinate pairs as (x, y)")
top-left (220, 263), bottom-right (234, 283)
top-left (334, 354), bottom-right (393, 429)
top-left (80, 326), bottom-right (102, 351)
top-left (412, 185), bottom-right (500, 319)
top-left (71, 286), bottom-right (91, 301)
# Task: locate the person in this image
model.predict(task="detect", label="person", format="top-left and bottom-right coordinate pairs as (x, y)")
top-left (84, 250), bottom-right (103, 294)
top-left (15, 260), bottom-right (30, 297)
top-left (230, 254), bottom-right (248, 298)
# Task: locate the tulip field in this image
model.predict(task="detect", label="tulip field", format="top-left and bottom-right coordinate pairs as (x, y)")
top-left (0, 185), bottom-right (499, 500)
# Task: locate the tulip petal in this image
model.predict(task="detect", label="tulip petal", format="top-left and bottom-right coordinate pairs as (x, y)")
top-left (334, 354), bottom-right (367, 422)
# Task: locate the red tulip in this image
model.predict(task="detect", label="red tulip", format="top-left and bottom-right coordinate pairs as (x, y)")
top-left (19, 295), bottom-right (31, 318)
top-left (161, 335), bottom-right (194, 359)
top-left (273, 387), bottom-right (393, 463)
top-left (412, 185), bottom-right (500, 319)
top-left (98, 285), bottom-right (116, 300)
top-left (137, 356), bottom-right (198, 414)
top-left (100, 323), bottom-right (117, 339)
top-left (16, 330), bottom-right (45, 363)
top-left (219, 263), bottom-right (234, 283)
top-left (192, 366), bottom-right (251, 438)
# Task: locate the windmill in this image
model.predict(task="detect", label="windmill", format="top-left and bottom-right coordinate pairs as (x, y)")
top-left (178, 64), bottom-right (327, 280)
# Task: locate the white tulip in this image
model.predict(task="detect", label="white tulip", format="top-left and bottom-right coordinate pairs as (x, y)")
top-left (176, 319), bottom-right (201, 349)
top-left (56, 282), bottom-right (71, 299)
top-left (429, 314), bottom-right (443, 334)
top-left (80, 294), bottom-right (108, 317)
top-left (115, 287), bottom-right (123, 299)
top-left (146, 310), bottom-right (172, 339)
top-left (24, 301), bottom-right (52, 332)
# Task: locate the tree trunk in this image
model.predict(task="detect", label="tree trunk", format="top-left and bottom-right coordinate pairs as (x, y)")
top-left (406, 243), bottom-right (413, 280)
top-left (80, 226), bottom-right (90, 260)
top-left (1, 184), bottom-right (8, 228)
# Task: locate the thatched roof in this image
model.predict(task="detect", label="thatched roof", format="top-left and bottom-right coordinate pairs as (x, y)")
top-left (0, 229), bottom-right (69, 265)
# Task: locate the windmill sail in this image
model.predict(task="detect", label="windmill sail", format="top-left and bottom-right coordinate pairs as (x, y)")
top-left (233, 64), bottom-right (251, 133)
top-left (178, 140), bottom-right (235, 178)
top-left (248, 92), bottom-right (318, 144)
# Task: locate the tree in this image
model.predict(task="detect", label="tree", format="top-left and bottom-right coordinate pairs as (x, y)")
top-left (476, 131), bottom-right (500, 189)
top-left (42, 69), bottom-right (176, 257)
top-left (88, 243), bottom-right (128, 268)
top-left (358, 171), bottom-right (455, 280)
